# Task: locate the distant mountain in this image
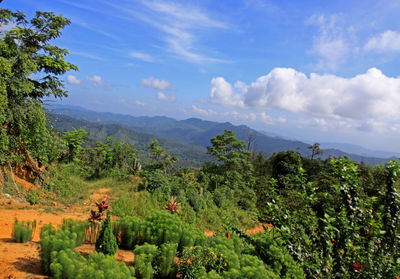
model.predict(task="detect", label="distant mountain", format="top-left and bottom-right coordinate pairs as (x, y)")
top-left (48, 113), bottom-right (211, 168)
top-left (48, 104), bottom-right (396, 165)
top-left (320, 142), bottom-right (400, 159)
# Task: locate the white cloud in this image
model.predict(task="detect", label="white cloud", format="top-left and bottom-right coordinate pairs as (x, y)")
top-left (259, 112), bottom-right (286, 125)
top-left (141, 77), bottom-right (171, 90)
top-left (66, 75), bottom-right (82, 85)
top-left (210, 67), bottom-right (400, 123)
top-left (210, 77), bottom-right (245, 108)
top-left (135, 100), bottom-right (146, 106)
top-left (105, 1), bottom-right (229, 63)
top-left (192, 105), bottom-right (217, 117)
top-left (307, 14), bottom-right (349, 70)
top-left (364, 30), bottom-right (400, 53)
top-left (157, 92), bottom-right (176, 102)
top-left (130, 51), bottom-right (155, 62)
top-left (86, 75), bottom-right (104, 87)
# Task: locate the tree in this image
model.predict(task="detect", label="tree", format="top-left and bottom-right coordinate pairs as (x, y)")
top-left (62, 128), bottom-right (88, 162)
top-left (308, 142), bottom-right (323, 159)
top-left (0, 9), bottom-right (77, 180)
top-left (205, 129), bottom-right (254, 195)
top-left (147, 139), bottom-right (165, 161)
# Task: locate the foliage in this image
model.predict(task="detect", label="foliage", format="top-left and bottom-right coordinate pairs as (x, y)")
top-left (166, 196), bottom-right (181, 213)
top-left (62, 128), bottom-right (88, 162)
top-left (12, 219), bottom-right (36, 243)
top-left (44, 163), bottom-right (88, 203)
top-left (50, 248), bottom-right (135, 279)
top-left (26, 189), bottom-right (40, 205)
top-left (134, 243), bottom-right (159, 279)
top-left (113, 216), bottom-right (143, 250)
top-left (95, 214), bottom-right (118, 256)
top-left (0, 9), bottom-right (77, 169)
top-left (85, 136), bottom-right (139, 179)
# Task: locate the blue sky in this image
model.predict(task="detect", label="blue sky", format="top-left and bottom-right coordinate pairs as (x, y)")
top-left (3, 0), bottom-right (400, 152)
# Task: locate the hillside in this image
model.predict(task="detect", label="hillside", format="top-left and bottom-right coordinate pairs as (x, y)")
top-left (48, 113), bottom-right (211, 167)
top-left (48, 105), bottom-right (396, 165)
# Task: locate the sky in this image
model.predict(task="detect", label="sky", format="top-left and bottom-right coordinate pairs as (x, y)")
top-left (3, 0), bottom-right (400, 152)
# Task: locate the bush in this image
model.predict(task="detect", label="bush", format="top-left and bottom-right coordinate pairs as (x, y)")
top-left (12, 219), bottom-right (36, 243)
top-left (134, 243), bottom-right (159, 279)
top-left (113, 216), bottom-right (142, 250)
top-left (156, 243), bottom-right (178, 278)
top-left (50, 249), bottom-right (135, 279)
top-left (140, 211), bottom-right (205, 251)
top-left (95, 214), bottom-right (118, 256)
top-left (26, 189), bottom-right (40, 205)
top-left (41, 219), bottom-right (135, 278)
top-left (40, 225), bottom-right (80, 274)
top-left (250, 230), bottom-right (305, 279)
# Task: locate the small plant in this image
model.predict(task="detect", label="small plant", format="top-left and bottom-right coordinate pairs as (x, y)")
top-left (12, 219), bottom-right (36, 243)
top-left (95, 213), bottom-right (118, 255)
top-left (87, 196), bottom-right (110, 243)
top-left (166, 196), bottom-right (181, 214)
top-left (96, 196), bottom-right (110, 213)
top-left (26, 189), bottom-right (40, 205)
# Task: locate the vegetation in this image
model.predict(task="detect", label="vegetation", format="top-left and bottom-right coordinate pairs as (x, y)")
top-left (12, 219), bottom-right (36, 243)
top-left (2, 7), bottom-right (400, 279)
top-left (95, 214), bottom-right (118, 256)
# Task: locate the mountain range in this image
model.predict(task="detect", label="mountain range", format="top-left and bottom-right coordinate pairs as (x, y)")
top-left (46, 104), bottom-right (398, 166)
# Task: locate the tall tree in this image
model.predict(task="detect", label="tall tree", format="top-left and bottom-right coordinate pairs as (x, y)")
top-left (205, 129), bottom-right (254, 188)
top-left (0, 9), bottom-right (77, 181)
top-left (308, 142), bottom-right (323, 159)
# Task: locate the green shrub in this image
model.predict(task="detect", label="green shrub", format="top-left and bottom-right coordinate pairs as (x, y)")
top-left (40, 226), bottom-right (79, 274)
top-left (223, 254), bottom-right (279, 279)
top-left (50, 248), bottom-right (136, 279)
top-left (251, 230), bottom-right (305, 279)
top-left (134, 243), bottom-right (159, 279)
top-left (44, 163), bottom-right (88, 203)
top-left (61, 219), bottom-right (87, 246)
top-left (140, 211), bottom-right (205, 251)
top-left (112, 191), bottom-right (160, 218)
top-left (95, 214), bottom-right (118, 256)
top-left (26, 189), bottom-right (40, 205)
top-left (155, 243), bottom-right (178, 278)
top-left (113, 216), bottom-right (142, 250)
top-left (12, 219), bottom-right (36, 243)
top-left (41, 219), bottom-right (135, 278)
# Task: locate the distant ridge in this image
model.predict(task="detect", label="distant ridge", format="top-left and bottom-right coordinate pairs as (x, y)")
top-left (48, 104), bottom-right (397, 165)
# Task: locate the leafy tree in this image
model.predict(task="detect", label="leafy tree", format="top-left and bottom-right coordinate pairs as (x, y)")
top-left (147, 139), bottom-right (165, 161)
top-left (62, 128), bottom-right (87, 162)
top-left (0, 9), bottom-right (77, 178)
top-left (204, 130), bottom-right (255, 209)
top-left (146, 139), bottom-right (177, 173)
top-left (308, 142), bottom-right (323, 159)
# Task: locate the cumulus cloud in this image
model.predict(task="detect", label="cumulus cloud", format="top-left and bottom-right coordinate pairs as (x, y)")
top-left (210, 67), bottom-right (400, 122)
top-left (192, 105), bottom-right (217, 117)
top-left (307, 14), bottom-right (349, 70)
top-left (141, 77), bottom-right (171, 90)
top-left (210, 77), bottom-right (245, 108)
top-left (86, 75), bottom-right (104, 87)
top-left (66, 75), bottom-right (82, 85)
top-left (364, 30), bottom-right (400, 53)
top-left (157, 92), bottom-right (176, 102)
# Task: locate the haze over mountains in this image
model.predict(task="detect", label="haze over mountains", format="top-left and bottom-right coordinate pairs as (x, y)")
top-left (47, 104), bottom-right (398, 166)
